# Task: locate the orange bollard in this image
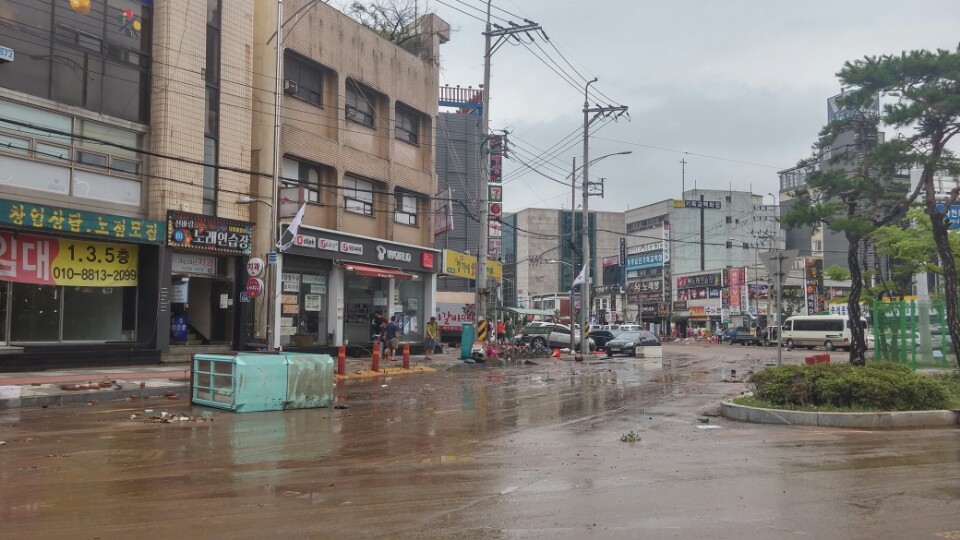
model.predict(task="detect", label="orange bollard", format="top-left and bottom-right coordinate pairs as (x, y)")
top-left (372, 343), bottom-right (380, 372)
top-left (402, 343), bottom-right (410, 369)
top-left (337, 345), bottom-right (346, 375)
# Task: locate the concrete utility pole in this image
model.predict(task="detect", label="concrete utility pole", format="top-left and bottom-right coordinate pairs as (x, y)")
top-left (267, 0), bottom-right (284, 350)
top-left (475, 2), bottom-right (540, 337)
top-left (580, 80), bottom-right (628, 355)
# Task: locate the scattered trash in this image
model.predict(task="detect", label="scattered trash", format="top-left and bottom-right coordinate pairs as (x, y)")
top-left (697, 425), bottom-right (722, 430)
top-left (381, 385), bottom-right (388, 388)
top-left (144, 413), bottom-right (212, 424)
top-left (0, 441), bottom-right (5, 446)
top-left (144, 409), bottom-right (153, 413)
top-left (697, 417), bottom-right (710, 424)
top-left (334, 404), bottom-right (350, 410)
top-left (619, 430), bottom-right (641, 443)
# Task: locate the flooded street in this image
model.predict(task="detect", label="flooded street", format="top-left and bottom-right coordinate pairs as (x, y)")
top-left (2, 345), bottom-right (959, 539)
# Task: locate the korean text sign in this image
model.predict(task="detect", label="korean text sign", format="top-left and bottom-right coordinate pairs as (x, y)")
top-left (0, 231), bottom-right (138, 286)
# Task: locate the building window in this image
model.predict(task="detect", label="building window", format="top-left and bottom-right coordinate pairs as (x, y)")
top-left (344, 175), bottom-right (374, 215)
top-left (202, 137), bottom-right (218, 215)
top-left (395, 104), bottom-right (420, 144)
top-left (726, 241), bottom-right (733, 249)
top-left (725, 195), bottom-right (732, 203)
top-left (813, 240), bottom-right (823, 252)
top-left (203, 0), bottom-right (221, 216)
top-left (346, 79), bottom-right (376, 127)
top-left (283, 51), bottom-right (324, 107)
top-left (395, 190), bottom-right (418, 226)
top-left (725, 216), bottom-right (732, 224)
top-left (0, 1), bottom-right (153, 123)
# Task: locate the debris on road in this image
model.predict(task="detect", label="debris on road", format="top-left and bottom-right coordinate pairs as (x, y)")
top-left (334, 404), bottom-right (350, 409)
top-left (142, 411), bottom-right (213, 424)
top-left (620, 430), bottom-right (641, 443)
top-left (697, 425), bottom-right (722, 430)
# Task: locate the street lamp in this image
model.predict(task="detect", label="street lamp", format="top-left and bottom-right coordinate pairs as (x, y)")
top-left (546, 259), bottom-right (576, 351)
top-left (236, 195), bottom-right (276, 351)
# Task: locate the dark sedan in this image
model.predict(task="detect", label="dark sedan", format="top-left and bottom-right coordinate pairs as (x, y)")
top-left (605, 331), bottom-right (660, 357)
top-left (588, 330), bottom-right (619, 350)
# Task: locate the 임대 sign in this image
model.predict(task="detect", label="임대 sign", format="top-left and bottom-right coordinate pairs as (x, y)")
top-left (0, 231), bottom-right (138, 286)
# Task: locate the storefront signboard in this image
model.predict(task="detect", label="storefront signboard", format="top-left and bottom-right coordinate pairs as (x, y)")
top-left (280, 294), bottom-right (298, 305)
top-left (282, 281), bottom-right (300, 293)
top-left (245, 277), bottom-right (264, 298)
top-left (302, 274), bottom-right (325, 285)
top-left (442, 249), bottom-right (503, 280)
top-left (286, 227), bottom-right (441, 274)
top-left (689, 306), bottom-right (706, 316)
top-left (317, 238), bottom-right (339, 251)
top-left (295, 235), bottom-right (317, 248)
top-left (304, 294), bottom-right (322, 311)
top-left (167, 211), bottom-right (252, 255)
top-left (246, 257), bottom-right (265, 277)
top-left (279, 324), bottom-right (297, 334)
top-left (170, 282), bottom-right (188, 303)
top-left (172, 253), bottom-right (216, 276)
top-left (676, 272), bottom-right (722, 289)
top-left (310, 285), bottom-right (326, 294)
top-left (0, 198), bottom-right (164, 244)
top-left (281, 273), bottom-right (300, 283)
top-left (281, 304), bottom-right (299, 315)
top-left (0, 231), bottom-right (138, 286)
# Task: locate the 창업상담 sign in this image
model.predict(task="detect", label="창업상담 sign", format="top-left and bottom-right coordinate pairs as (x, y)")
top-left (0, 198), bottom-right (164, 244)
top-left (0, 231), bottom-right (138, 287)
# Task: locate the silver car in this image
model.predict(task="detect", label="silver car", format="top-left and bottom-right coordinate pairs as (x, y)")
top-left (515, 323), bottom-right (595, 351)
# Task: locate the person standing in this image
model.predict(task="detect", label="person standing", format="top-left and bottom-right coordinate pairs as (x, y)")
top-left (496, 320), bottom-right (506, 346)
top-left (424, 316), bottom-right (439, 360)
top-left (505, 319), bottom-right (515, 346)
top-left (384, 316), bottom-right (400, 361)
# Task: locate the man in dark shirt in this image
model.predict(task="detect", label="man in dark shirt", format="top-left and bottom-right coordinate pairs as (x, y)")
top-left (384, 316), bottom-right (400, 360)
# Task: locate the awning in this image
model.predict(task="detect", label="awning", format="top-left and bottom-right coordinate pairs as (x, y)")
top-left (341, 263), bottom-right (414, 281)
top-left (502, 307), bottom-right (555, 317)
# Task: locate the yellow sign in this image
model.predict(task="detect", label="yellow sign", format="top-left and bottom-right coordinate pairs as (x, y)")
top-left (53, 238), bottom-right (139, 286)
top-left (442, 250), bottom-right (502, 281)
top-left (0, 231), bottom-right (139, 287)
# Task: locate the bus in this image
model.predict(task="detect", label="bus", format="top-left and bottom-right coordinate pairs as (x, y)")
top-left (781, 315), bottom-right (866, 351)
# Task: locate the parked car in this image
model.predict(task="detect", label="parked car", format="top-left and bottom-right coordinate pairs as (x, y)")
top-left (588, 329), bottom-right (620, 350)
top-left (605, 331), bottom-right (660, 357)
top-left (515, 323), bottom-right (595, 351)
top-left (722, 326), bottom-right (759, 346)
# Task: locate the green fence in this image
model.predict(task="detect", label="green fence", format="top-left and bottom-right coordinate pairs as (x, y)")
top-left (871, 299), bottom-right (953, 370)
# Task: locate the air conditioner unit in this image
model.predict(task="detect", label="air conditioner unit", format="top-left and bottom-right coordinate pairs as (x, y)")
top-left (283, 79), bottom-right (298, 94)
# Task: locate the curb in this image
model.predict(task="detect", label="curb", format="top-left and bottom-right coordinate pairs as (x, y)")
top-left (1, 382), bottom-right (190, 410)
top-left (720, 400), bottom-right (960, 429)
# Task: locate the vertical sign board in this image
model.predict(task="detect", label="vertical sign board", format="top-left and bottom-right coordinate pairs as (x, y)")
top-left (728, 267), bottom-right (742, 315)
top-left (619, 237), bottom-right (626, 289)
top-left (804, 258), bottom-right (824, 315)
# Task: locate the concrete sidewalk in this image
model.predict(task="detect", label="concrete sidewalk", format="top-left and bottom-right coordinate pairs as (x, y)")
top-left (0, 349), bottom-right (555, 410)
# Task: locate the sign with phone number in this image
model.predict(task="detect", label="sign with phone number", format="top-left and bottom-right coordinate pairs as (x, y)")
top-left (0, 231), bottom-right (138, 287)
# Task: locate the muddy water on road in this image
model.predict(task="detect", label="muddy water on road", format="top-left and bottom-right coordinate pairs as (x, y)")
top-left (1, 346), bottom-right (958, 539)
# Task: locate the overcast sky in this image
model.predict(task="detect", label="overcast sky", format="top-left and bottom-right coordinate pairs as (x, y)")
top-left (427, 0), bottom-right (960, 213)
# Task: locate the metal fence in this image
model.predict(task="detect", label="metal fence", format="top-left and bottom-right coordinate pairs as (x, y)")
top-left (871, 299), bottom-right (953, 369)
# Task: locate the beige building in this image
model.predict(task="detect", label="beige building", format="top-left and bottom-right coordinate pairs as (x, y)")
top-left (250, 0), bottom-right (450, 348)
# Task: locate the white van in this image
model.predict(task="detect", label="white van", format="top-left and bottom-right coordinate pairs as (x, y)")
top-left (781, 315), bottom-right (866, 351)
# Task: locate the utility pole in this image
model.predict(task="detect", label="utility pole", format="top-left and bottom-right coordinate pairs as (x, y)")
top-left (475, 1), bottom-right (540, 339)
top-left (580, 79), bottom-right (628, 355)
top-left (571, 156), bottom-right (577, 352)
top-left (680, 158), bottom-right (687, 195)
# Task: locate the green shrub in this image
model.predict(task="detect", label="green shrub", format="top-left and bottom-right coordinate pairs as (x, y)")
top-left (748, 363), bottom-right (951, 411)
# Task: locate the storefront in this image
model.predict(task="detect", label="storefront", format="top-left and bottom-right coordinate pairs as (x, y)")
top-left (166, 212), bottom-right (252, 351)
top-left (280, 226), bottom-right (438, 349)
top-left (674, 271), bottom-right (724, 335)
top-left (0, 197), bottom-right (165, 370)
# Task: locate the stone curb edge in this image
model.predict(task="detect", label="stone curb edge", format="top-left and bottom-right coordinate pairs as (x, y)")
top-left (721, 400), bottom-right (960, 429)
top-left (0, 383), bottom-right (190, 411)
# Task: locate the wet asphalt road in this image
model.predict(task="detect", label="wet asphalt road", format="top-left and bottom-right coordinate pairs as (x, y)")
top-left (1, 344), bottom-right (959, 540)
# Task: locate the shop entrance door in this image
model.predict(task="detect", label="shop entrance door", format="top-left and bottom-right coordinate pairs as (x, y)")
top-left (170, 276), bottom-right (234, 345)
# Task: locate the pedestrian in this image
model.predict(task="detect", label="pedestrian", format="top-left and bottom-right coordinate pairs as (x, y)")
top-left (377, 320), bottom-right (387, 356)
top-left (496, 319), bottom-right (506, 346)
top-left (371, 311), bottom-right (384, 342)
top-left (384, 316), bottom-right (400, 360)
top-left (425, 316), bottom-right (439, 360)
top-left (505, 319), bottom-right (514, 345)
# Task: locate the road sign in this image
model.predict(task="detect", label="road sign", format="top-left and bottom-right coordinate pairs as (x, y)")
top-left (246, 277), bottom-right (265, 298)
top-left (489, 185), bottom-right (502, 202)
top-left (246, 257), bottom-right (265, 277)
